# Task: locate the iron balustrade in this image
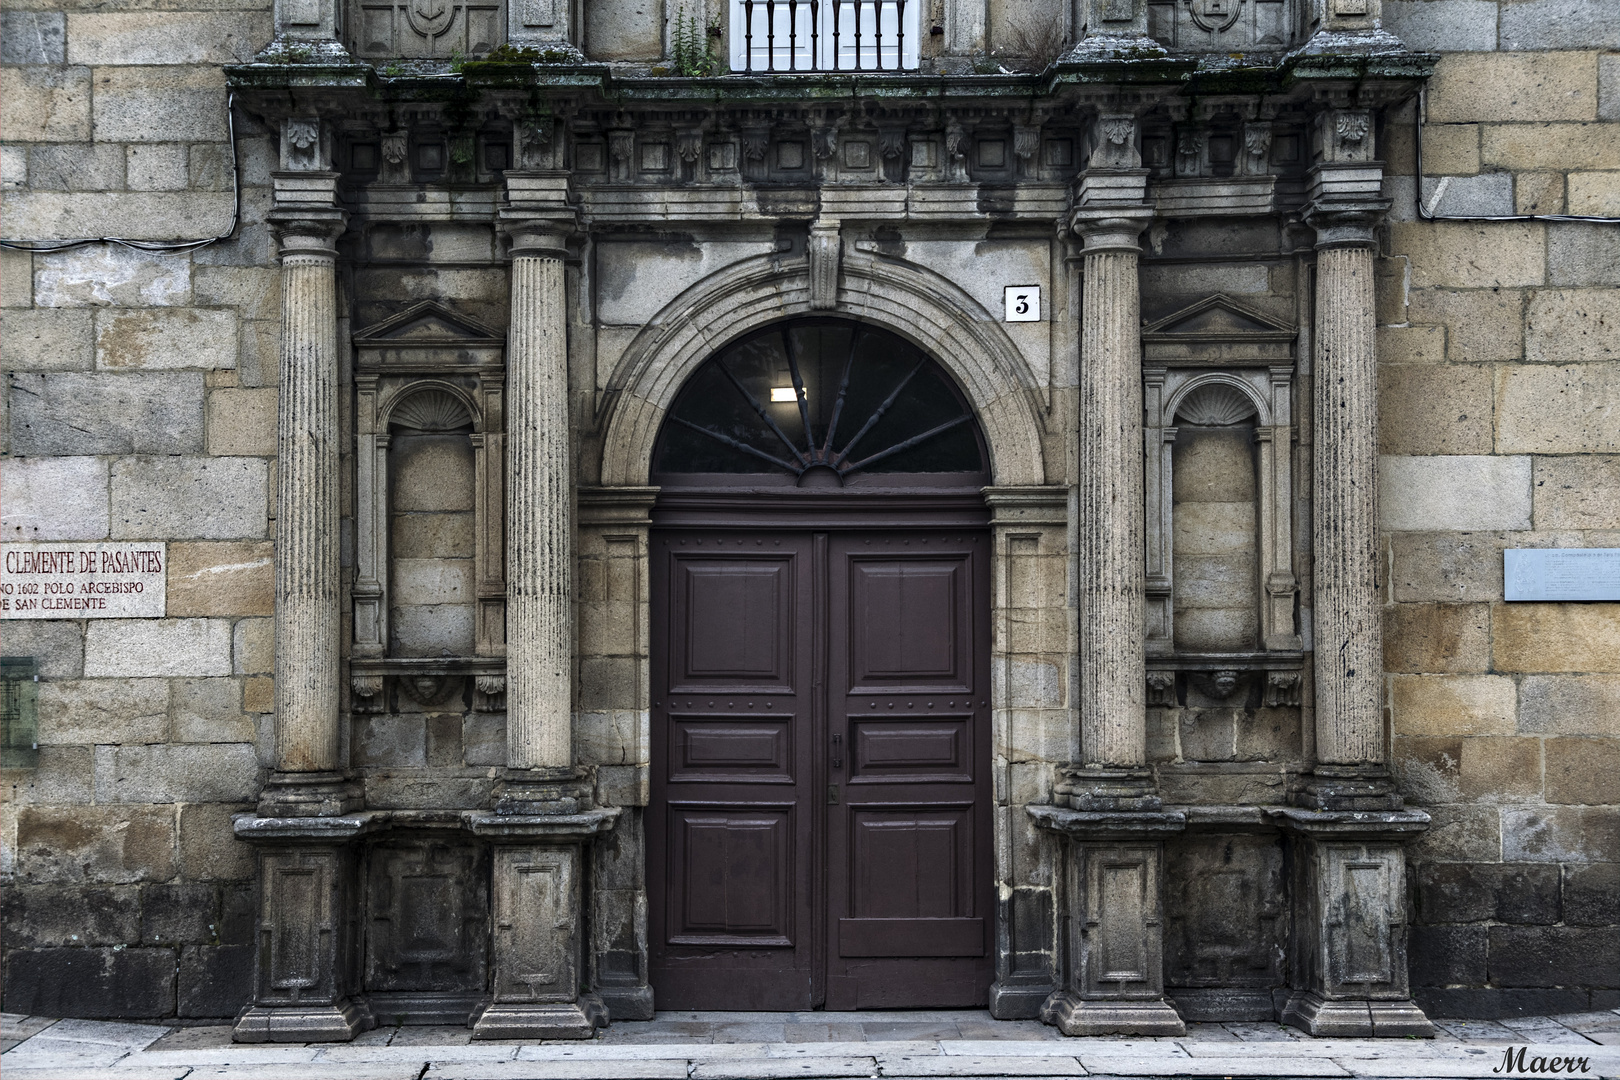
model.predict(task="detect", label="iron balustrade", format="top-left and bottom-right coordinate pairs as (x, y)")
top-left (735, 0), bottom-right (917, 72)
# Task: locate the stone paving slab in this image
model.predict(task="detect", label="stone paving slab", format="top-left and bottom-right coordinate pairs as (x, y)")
top-left (426, 1061), bottom-right (694, 1079)
top-left (0, 1015), bottom-right (60, 1042)
top-left (0, 1068), bottom-right (191, 1080)
top-left (146, 1024), bottom-right (236, 1051)
top-left (692, 1056), bottom-right (880, 1078)
top-left (770, 1040), bottom-right (939, 1057)
top-left (184, 1065), bottom-right (426, 1080)
top-left (44, 1017), bottom-right (170, 1045)
top-left (517, 1040), bottom-right (778, 1059)
top-left (878, 1052), bottom-right (1088, 1075)
top-left (2, 1037), bottom-right (137, 1068)
top-left (942, 1039), bottom-right (1187, 1057)
top-left (115, 1045), bottom-right (324, 1065)
top-left (314, 1042), bottom-right (521, 1063)
top-left (1075, 1056), bottom-right (1352, 1076)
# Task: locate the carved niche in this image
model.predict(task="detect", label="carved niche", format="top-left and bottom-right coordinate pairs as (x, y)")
top-left (1141, 295), bottom-right (1303, 707)
top-left (351, 301), bottom-right (507, 714)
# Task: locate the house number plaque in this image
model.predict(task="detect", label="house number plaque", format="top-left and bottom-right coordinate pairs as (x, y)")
top-left (1504, 548), bottom-right (1620, 602)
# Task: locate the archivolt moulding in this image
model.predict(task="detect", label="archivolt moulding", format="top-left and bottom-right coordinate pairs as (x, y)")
top-left (596, 252), bottom-right (1050, 488)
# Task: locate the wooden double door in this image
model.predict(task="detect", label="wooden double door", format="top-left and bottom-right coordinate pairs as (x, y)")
top-left (648, 525), bottom-right (994, 1010)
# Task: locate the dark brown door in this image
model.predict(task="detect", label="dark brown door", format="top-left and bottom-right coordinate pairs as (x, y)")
top-left (649, 526), bottom-right (992, 1010)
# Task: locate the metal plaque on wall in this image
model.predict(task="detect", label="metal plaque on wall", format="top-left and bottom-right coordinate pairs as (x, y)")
top-left (1504, 548), bottom-right (1620, 602)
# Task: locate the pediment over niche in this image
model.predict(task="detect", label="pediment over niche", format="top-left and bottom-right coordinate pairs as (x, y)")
top-left (353, 301), bottom-right (505, 347)
top-left (1142, 294), bottom-right (1295, 342)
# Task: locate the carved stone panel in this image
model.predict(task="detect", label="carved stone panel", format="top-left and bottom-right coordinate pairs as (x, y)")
top-left (1070, 842), bottom-right (1168, 1000)
top-left (490, 845), bottom-right (581, 1004)
top-left (257, 847), bottom-right (358, 1006)
top-left (1289, 836), bottom-right (1412, 1002)
top-left (1163, 834), bottom-right (1286, 992)
top-left (1146, 0), bottom-right (1294, 50)
top-left (353, 0), bottom-right (505, 59)
top-left (364, 838), bottom-right (489, 994)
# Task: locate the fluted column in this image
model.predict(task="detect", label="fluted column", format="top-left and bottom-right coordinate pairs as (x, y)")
top-left (274, 226), bottom-right (342, 773)
top-left (1298, 133), bottom-right (1403, 812)
top-left (1077, 220), bottom-right (1150, 769)
top-left (1067, 195), bottom-right (1156, 810)
top-left (1311, 241), bottom-right (1381, 768)
top-left (258, 166), bottom-right (358, 819)
top-left (505, 223), bottom-right (573, 773)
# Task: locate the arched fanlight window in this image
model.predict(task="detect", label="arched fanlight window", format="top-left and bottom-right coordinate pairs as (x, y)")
top-left (653, 319), bottom-right (985, 485)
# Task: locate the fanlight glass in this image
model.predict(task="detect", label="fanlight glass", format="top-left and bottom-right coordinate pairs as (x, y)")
top-left (653, 319), bottom-right (985, 479)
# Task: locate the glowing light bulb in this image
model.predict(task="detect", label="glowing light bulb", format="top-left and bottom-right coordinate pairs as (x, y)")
top-left (770, 387), bottom-right (798, 402)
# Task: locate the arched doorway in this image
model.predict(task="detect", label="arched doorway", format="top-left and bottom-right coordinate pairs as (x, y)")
top-left (646, 319), bottom-right (997, 1011)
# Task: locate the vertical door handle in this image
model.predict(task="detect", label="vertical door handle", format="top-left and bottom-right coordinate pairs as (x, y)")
top-left (830, 732), bottom-right (842, 770)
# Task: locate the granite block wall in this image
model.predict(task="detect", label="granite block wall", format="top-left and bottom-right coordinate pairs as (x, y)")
top-left (1378, 0), bottom-right (1620, 1016)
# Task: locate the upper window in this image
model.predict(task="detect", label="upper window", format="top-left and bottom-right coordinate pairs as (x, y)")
top-left (729, 0), bottom-right (920, 72)
top-left (653, 319), bottom-right (985, 485)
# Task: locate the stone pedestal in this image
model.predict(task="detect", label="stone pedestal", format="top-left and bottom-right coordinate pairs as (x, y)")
top-left (233, 815), bottom-right (378, 1042)
top-left (1270, 809), bottom-right (1435, 1038)
top-left (469, 807), bottom-right (620, 1039)
top-left (1030, 807), bottom-right (1187, 1036)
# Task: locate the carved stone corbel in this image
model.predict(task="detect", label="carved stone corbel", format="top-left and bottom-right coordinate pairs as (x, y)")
top-left (808, 220), bottom-right (841, 310)
top-left (1088, 114), bottom-right (1141, 170)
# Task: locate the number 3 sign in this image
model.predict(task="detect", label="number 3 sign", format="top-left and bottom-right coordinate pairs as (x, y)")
top-left (1003, 285), bottom-right (1041, 322)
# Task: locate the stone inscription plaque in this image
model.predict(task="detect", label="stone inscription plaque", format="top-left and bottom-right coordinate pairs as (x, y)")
top-left (1504, 548), bottom-right (1620, 602)
top-left (1, 542), bottom-right (167, 618)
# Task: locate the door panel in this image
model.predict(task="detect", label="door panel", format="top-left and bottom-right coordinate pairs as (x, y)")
top-left (848, 558), bottom-right (971, 690)
top-left (649, 534), bottom-right (817, 1010)
top-left (666, 805), bottom-right (795, 945)
top-left (671, 556), bottom-right (796, 691)
top-left (649, 526), bottom-right (991, 1011)
top-left (827, 532), bottom-right (994, 1009)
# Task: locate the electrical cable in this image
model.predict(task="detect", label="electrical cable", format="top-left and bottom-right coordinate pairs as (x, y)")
top-left (0, 92), bottom-right (243, 255)
top-left (1414, 87), bottom-right (1620, 224)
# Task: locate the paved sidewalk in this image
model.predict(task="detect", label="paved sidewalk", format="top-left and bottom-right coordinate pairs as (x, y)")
top-left (3, 1008), bottom-right (1617, 1079)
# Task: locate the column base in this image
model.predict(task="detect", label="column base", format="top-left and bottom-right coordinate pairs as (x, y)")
top-left (491, 767), bottom-right (595, 815)
top-left (1280, 991), bottom-right (1435, 1038)
top-left (233, 999), bottom-right (374, 1043)
top-left (988, 979), bottom-right (1053, 1020)
top-left (1054, 766), bottom-right (1163, 812)
top-left (1041, 991), bottom-right (1186, 1037)
top-left (472, 995), bottom-right (607, 1040)
top-left (1292, 765), bottom-right (1403, 811)
top-left (597, 983), bottom-right (655, 1022)
top-left (256, 770), bottom-right (363, 817)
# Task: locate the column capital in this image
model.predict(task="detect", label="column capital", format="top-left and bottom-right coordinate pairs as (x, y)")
top-left (1069, 204), bottom-right (1154, 254)
top-left (501, 170), bottom-right (578, 257)
top-left (1070, 168), bottom-right (1153, 252)
top-left (503, 220), bottom-right (574, 260)
top-left (270, 171), bottom-right (346, 257)
top-left (1304, 161), bottom-right (1388, 249)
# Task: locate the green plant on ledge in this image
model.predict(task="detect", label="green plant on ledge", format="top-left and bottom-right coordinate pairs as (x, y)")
top-left (671, 6), bottom-right (718, 77)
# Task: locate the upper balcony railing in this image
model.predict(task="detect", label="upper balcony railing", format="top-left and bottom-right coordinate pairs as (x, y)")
top-left (729, 0), bottom-right (920, 73)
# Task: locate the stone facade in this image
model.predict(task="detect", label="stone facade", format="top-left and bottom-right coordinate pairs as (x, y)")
top-left (1, 0), bottom-right (1616, 1031)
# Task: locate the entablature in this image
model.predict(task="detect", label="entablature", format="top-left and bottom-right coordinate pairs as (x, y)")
top-left (230, 52), bottom-right (1430, 230)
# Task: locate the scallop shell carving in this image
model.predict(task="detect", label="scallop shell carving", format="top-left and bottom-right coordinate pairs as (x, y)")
top-left (1175, 383), bottom-right (1257, 426)
top-left (391, 388), bottom-right (473, 432)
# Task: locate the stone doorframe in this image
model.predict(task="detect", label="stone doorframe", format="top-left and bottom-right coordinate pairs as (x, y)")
top-left (581, 258), bottom-right (1067, 1016)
